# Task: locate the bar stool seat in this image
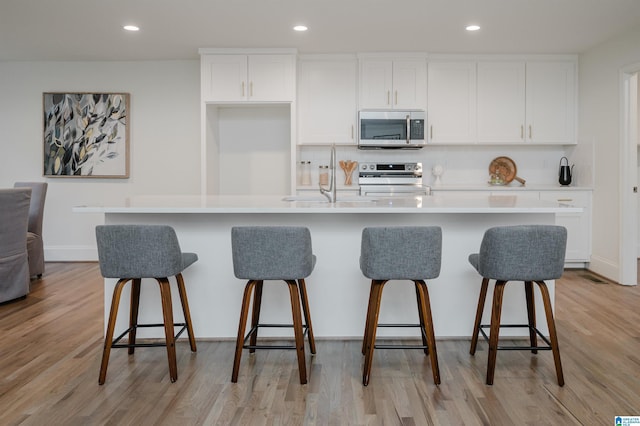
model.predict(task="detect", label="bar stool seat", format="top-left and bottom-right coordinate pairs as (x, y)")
top-left (360, 226), bottom-right (442, 386)
top-left (95, 225), bottom-right (197, 384)
top-left (231, 226), bottom-right (316, 385)
top-left (469, 225), bottom-right (567, 386)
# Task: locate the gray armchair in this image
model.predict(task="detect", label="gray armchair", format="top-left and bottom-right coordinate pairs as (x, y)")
top-left (14, 182), bottom-right (47, 278)
top-left (0, 188), bottom-right (31, 303)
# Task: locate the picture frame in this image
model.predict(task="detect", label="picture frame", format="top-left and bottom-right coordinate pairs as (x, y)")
top-left (43, 92), bottom-right (130, 178)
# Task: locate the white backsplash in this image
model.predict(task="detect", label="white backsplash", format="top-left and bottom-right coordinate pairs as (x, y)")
top-left (297, 144), bottom-right (591, 188)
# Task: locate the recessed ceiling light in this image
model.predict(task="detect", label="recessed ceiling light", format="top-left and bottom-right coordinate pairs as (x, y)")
top-left (123, 25), bottom-right (140, 32)
top-left (293, 25), bottom-right (308, 32)
top-left (466, 25), bottom-right (480, 31)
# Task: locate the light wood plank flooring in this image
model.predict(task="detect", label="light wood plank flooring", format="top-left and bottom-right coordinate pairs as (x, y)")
top-left (1, 263), bottom-right (639, 425)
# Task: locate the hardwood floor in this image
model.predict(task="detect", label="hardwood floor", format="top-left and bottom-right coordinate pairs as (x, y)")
top-left (1, 263), bottom-right (639, 425)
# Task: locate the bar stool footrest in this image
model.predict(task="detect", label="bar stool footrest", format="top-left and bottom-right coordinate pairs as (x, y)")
top-left (242, 323), bottom-right (310, 350)
top-left (479, 324), bottom-right (553, 351)
top-left (111, 323), bottom-right (188, 348)
top-left (373, 323), bottom-right (429, 350)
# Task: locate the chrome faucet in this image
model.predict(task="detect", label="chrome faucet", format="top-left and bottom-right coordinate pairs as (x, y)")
top-left (319, 145), bottom-right (337, 203)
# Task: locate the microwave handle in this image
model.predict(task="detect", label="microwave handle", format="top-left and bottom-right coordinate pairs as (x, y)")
top-left (406, 115), bottom-right (410, 144)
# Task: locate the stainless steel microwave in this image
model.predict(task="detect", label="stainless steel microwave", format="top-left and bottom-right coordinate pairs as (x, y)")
top-left (358, 110), bottom-right (426, 149)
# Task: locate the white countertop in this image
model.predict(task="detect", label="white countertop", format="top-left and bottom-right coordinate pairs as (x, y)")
top-left (430, 183), bottom-right (592, 191)
top-left (74, 193), bottom-right (582, 214)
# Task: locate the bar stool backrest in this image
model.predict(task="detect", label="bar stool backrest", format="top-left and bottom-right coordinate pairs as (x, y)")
top-left (95, 225), bottom-right (191, 279)
top-left (231, 226), bottom-right (315, 280)
top-left (473, 225), bottom-right (567, 281)
top-left (360, 226), bottom-right (442, 280)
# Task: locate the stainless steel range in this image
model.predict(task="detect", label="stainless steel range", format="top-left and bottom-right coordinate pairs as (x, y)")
top-left (358, 162), bottom-right (430, 196)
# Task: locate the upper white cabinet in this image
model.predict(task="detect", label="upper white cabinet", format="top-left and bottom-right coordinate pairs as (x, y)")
top-left (476, 59), bottom-right (576, 144)
top-left (359, 57), bottom-right (427, 110)
top-left (427, 61), bottom-right (477, 144)
top-left (200, 51), bottom-right (295, 102)
top-left (297, 55), bottom-right (357, 145)
top-left (525, 61), bottom-right (576, 144)
top-left (477, 61), bottom-right (526, 143)
top-left (429, 56), bottom-right (577, 145)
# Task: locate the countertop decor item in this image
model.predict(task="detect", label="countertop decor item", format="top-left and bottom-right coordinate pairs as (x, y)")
top-left (339, 160), bottom-right (358, 186)
top-left (432, 164), bottom-right (444, 186)
top-left (489, 156), bottom-right (526, 186)
top-left (558, 157), bottom-right (573, 186)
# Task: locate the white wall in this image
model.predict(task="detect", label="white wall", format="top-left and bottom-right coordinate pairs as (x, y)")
top-left (0, 60), bottom-right (201, 260)
top-left (579, 25), bottom-right (640, 281)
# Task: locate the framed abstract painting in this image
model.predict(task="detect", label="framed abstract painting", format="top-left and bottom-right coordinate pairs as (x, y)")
top-left (43, 92), bottom-right (130, 178)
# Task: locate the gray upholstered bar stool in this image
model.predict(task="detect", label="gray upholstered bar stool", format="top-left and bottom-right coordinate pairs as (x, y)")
top-left (231, 226), bottom-right (316, 385)
top-left (95, 225), bottom-right (198, 384)
top-left (469, 225), bottom-right (567, 386)
top-left (360, 226), bottom-right (442, 386)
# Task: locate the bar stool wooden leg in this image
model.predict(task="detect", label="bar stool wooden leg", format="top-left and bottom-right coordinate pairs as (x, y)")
top-left (157, 278), bottom-right (178, 383)
top-left (362, 280), bottom-right (378, 355)
top-left (524, 281), bottom-right (538, 354)
top-left (232, 280), bottom-right (257, 382)
top-left (416, 280), bottom-right (441, 385)
top-left (470, 278), bottom-right (490, 355)
top-left (487, 280), bottom-right (507, 385)
top-left (536, 280), bottom-right (565, 386)
top-left (176, 273), bottom-right (197, 352)
top-left (99, 278), bottom-right (129, 385)
top-left (298, 278), bottom-right (316, 354)
top-left (414, 281), bottom-right (429, 355)
top-left (363, 280), bottom-right (387, 386)
top-left (286, 280), bottom-right (307, 384)
top-left (249, 280), bottom-right (263, 353)
top-left (128, 278), bottom-right (141, 355)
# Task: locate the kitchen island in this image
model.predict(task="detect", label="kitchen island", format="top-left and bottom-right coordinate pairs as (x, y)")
top-left (75, 193), bottom-right (581, 339)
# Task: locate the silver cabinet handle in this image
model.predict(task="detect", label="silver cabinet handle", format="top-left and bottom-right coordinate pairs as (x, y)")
top-left (529, 125), bottom-right (532, 139)
top-left (351, 125), bottom-right (354, 140)
top-left (395, 90), bottom-right (398, 105)
top-left (387, 90), bottom-right (390, 105)
top-left (249, 81), bottom-right (253, 97)
top-left (241, 81), bottom-right (245, 97)
top-left (430, 125), bottom-right (433, 139)
top-left (521, 125), bottom-right (524, 139)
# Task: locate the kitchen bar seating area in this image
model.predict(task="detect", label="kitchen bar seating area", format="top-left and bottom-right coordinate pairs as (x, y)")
top-left (1, 262), bottom-right (639, 424)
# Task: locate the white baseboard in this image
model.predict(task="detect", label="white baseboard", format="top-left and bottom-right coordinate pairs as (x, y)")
top-left (44, 246), bottom-right (97, 262)
top-left (588, 254), bottom-right (619, 283)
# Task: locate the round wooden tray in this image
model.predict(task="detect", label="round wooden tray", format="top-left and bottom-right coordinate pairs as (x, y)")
top-left (489, 156), bottom-right (526, 185)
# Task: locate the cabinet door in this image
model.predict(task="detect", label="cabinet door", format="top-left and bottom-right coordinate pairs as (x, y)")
top-left (427, 62), bottom-right (477, 143)
top-left (298, 58), bottom-right (357, 144)
top-left (525, 61), bottom-right (576, 144)
top-left (539, 191), bottom-right (591, 262)
top-left (477, 61), bottom-right (526, 143)
top-left (248, 55), bottom-right (295, 101)
top-left (392, 60), bottom-right (427, 110)
top-left (201, 55), bottom-right (248, 102)
top-left (359, 60), bottom-right (393, 109)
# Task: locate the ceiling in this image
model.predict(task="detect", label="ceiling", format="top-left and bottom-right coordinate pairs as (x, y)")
top-left (2, 0), bottom-right (640, 61)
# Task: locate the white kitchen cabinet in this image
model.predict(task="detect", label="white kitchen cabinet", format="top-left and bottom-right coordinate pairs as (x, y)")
top-left (201, 54), bottom-right (295, 102)
top-left (539, 190), bottom-right (591, 263)
top-left (359, 58), bottom-right (427, 110)
top-left (476, 59), bottom-right (576, 145)
top-left (477, 61), bottom-right (526, 143)
top-left (427, 61), bottom-right (477, 144)
top-left (525, 61), bottom-right (576, 144)
top-left (297, 56), bottom-right (357, 145)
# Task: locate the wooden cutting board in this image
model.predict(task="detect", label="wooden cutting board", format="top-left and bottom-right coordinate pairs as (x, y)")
top-left (489, 156), bottom-right (526, 185)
